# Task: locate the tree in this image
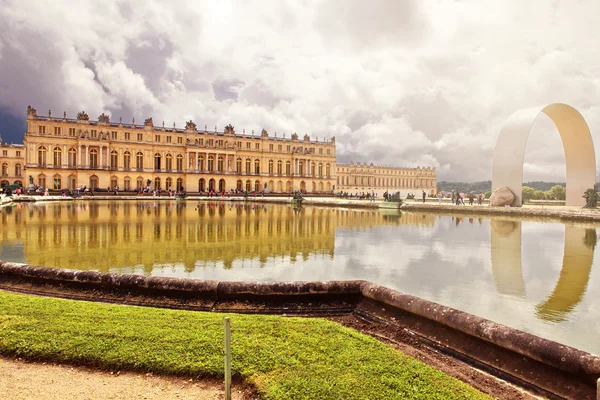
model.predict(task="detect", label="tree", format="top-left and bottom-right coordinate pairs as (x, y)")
top-left (548, 185), bottom-right (566, 200)
top-left (533, 190), bottom-right (545, 200)
top-left (522, 186), bottom-right (535, 203)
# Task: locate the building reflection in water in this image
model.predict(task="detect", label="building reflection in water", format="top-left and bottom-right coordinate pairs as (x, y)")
top-left (490, 218), bottom-right (595, 322)
top-left (0, 202), bottom-right (434, 275)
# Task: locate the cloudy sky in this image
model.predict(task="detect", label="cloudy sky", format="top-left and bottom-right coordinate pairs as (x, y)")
top-left (1, 0), bottom-right (599, 182)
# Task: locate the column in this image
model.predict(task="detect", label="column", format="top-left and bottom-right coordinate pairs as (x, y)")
top-left (226, 154), bottom-right (230, 172)
top-left (205, 152), bottom-right (208, 172)
top-left (78, 145), bottom-right (82, 167)
top-left (62, 145), bottom-right (67, 167)
top-left (99, 147), bottom-right (103, 168)
top-left (85, 146), bottom-right (89, 168)
top-left (186, 152), bottom-right (189, 172)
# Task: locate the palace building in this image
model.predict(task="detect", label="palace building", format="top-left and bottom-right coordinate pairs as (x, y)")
top-left (336, 162), bottom-right (437, 197)
top-left (0, 105), bottom-right (437, 195)
top-left (20, 106), bottom-right (336, 193)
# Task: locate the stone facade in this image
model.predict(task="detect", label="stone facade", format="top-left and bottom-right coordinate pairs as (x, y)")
top-left (19, 106), bottom-right (336, 193)
top-left (0, 139), bottom-right (25, 187)
top-left (0, 106), bottom-right (439, 194)
top-left (336, 162), bottom-right (437, 197)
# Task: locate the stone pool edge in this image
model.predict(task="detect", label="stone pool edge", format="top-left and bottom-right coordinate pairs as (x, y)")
top-left (0, 261), bottom-right (597, 400)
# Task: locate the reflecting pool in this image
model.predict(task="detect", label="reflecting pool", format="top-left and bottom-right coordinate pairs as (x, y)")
top-left (1, 201), bottom-right (599, 355)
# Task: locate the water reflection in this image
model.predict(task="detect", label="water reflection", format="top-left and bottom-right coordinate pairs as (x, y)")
top-left (0, 202), bottom-right (432, 273)
top-left (490, 220), bottom-right (595, 322)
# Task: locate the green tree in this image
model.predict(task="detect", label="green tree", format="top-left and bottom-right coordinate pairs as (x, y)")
top-left (484, 191), bottom-right (491, 198)
top-left (548, 185), bottom-right (566, 200)
top-left (522, 186), bottom-right (535, 203)
top-left (533, 190), bottom-right (545, 200)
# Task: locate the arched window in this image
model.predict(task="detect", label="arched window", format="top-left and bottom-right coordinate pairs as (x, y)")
top-left (236, 158), bottom-right (242, 172)
top-left (166, 177), bottom-right (172, 190)
top-left (154, 177), bottom-right (161, 190)
top-left (254, 159), bottom-right (260, 174)
top-left (208, 155), bottom-right (214, 172)
top-left (268, 160), bottom-right (274, 175)
top-left (124, 151), bottom-right (131, 170)
top-left (277, 160), bottom-right (283, 175)
top-left (1, 163), bottom-right (7, 176)
top-left (110, 176), bottom-right (118, 188)
top-left (326, 163), bottom-right (331, 177)
top-left (165, 154), bottom-right (173, 171)
top-left (245, 158), bottom-right (251, 174)
top-left (89, 149), bottom-right (98, 168)
top-left (236, 179), bottom-right (243, 190)
top-left (217, 156), bottom-right (224, 172)
top-left (198, 155), bottom-right (204, 171)
top-left (68, 148), bottom-right (77, 167)
top-left (311, 162), bottom-right (316, 176)
top-left (38, 174), bottom-right (46, 188)
top-left (299, 161), bottom-right (304, 176)
top-left (53, 147), bottom-right (62, 166)
top-left (176, 177), bottom-right (183, 191)
top-left (38, 146), bottom-right (47, 166)
top-left (15, 163), bottom-right (22, 177)
top-left (286, 161), bottom-right (291, 175)
top-left (110, 150), bottom-right (118, 169)
top-left (136, 152), bottom-right (143, 170)
top-left (124, 176), bottom-right (131, 191)
top-left (176, 154), bottom-right (183, 171)
top-left (136, 176), bottom-right (144, 189)
top-left (154, 153), bottom-right (161, 170)
top-left (254, 180), bottom-right (260, 192)
top-left (318, 163), bottom-right (323, 177)
top-left (245, 180), bottom-right (251, 192)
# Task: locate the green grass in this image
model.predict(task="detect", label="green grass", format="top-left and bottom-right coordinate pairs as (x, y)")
top-left (0, 291), bottom-right (491, 400)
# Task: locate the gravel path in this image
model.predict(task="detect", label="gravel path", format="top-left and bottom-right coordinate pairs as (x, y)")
top-left (0, 356), bottom-right (248, 400)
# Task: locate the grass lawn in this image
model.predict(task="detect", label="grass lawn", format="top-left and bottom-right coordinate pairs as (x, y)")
top-left (0, 291), bottom-right (491, 400)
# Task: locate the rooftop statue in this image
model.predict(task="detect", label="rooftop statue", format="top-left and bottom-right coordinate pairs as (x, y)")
top-left (185, 120), bottom-right (197, 131)
top-left (77, 111), bottom-right (89, 121)
top-left (98, 113), bottom-right (110, 124)
top-left (144, 117), bottom-right (153, 127)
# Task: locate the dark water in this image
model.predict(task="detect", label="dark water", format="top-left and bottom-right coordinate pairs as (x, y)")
top-left (1, 200), bottom-right (599, 355)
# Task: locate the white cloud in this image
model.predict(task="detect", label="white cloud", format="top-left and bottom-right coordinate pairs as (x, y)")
top-left (1, 0), bottom-right (600, 181)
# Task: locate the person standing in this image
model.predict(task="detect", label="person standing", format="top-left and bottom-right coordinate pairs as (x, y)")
top-left (422, 190), bottom-right (426, 203)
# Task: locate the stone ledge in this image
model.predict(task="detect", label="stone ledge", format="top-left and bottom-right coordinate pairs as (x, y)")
top-left (0, 261), bottom-right (598, 399)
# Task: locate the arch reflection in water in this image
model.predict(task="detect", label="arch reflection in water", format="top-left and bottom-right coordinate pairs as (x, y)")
top-left (0, 202), bottom-right (432, 274)
top-left (490, 219), bottom-right (595, 322)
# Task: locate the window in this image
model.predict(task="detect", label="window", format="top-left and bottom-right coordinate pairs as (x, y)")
top-left (165, 154), bottom-right (173, 171)
top-left (15, 163), bottom-right (22, 176)
top-left (38, 174), bottom-right (46, 188)
top-left (1, 163), bottom-right (7, 176)
top-left (177, 137), bottom-right (182, 144)
top-left (268, 160), bottom-right (274, 174)
top-left (326, 164), bottom-right (331, 177)
top-left (154, 153), bottom-right (161, 170)
top-left (110, 151), bottom-right (118, 169)
top-left (287, 145), bottom-right (290, 152)
top-left (176, 154), bottom-right (183, 170)
top-left (124, 151), bottom-right (131, 170)
top-left (2, 150), bottom-right (6, 156)
top-left (16, 151), bottom-right (20, 157)
top-left (166, 177), bottom-right (172, 191)
top-left (319, 148), bottom-right (323, 155)
top-left (208, 139), bottom-right (214, 146)
top-left (245, 158), bottom-right (251, 174)
top-left (254, 159), bottom-right (260, 174)
top-left (136, 152), bottom-right (143, 170)
top-left (91, 129), bottom-right (97, 138)
top-left (255, 143), bottom-right (260, 150)
top-left (311, 162), bottom-right (316, 176)
top-left (277, 160), bottom-right (282, 175)
top-left (199, 138), bottom-right (204, 146)
top-left (278, 145), bottom-right (282, 152)
top-left (125, 132), bottom-right (130, 140)
top-left (269, 144), bottom-right (274, 151)
top-left (217, 156), bottom-right (224, 172)
top-left (176, 178), bottom-right (183, 191)
top-left (246, 142), bottom-right (250, 149)
top-left (236, 158), bottom-right (242, 172)
top-left (318, 163), bottom-right (323, 176)
top-left (207, 156), bottom-right (214, 172)
top-left (217, 140), bottom-right (223, 147)
top-left (285, 161), bottom-right (291, 175)
top-left (89, 149), bottom-right (98, 168)
top-left (137, 133), bottom-right (143, 141)
top-left (54, 127), bottom-right (61, 136)
top-left (53, 147), bottom-right (62, 166)
top-left (69, 128), bottom-right (76, 136)
top-left (111, 131), bottom-right (117, 140)
top-left (68, 148), bottom-right (77, 167)
top-left (53, 175), bottom-right (61, 189)
top-left (167, 136), bottom-right (172, 143)
top-left (38, 146), bottom-right (47, 166)
top-left (237, 141), bottom-right (242, 147)
top-left (155, 135), bottom-right (160, 143)
top-left (38, 125), bottom-right (46, 134)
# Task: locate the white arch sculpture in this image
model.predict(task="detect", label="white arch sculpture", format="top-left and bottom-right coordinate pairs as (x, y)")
top-left (492, 103), bottom-right (596, 207)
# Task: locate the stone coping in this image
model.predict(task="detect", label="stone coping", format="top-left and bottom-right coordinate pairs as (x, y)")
top-left (0, 261), bottom-right (598, 399)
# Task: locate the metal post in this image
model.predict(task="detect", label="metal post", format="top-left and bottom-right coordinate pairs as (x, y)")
top-left (224, 317), bottom-right (231, 400)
